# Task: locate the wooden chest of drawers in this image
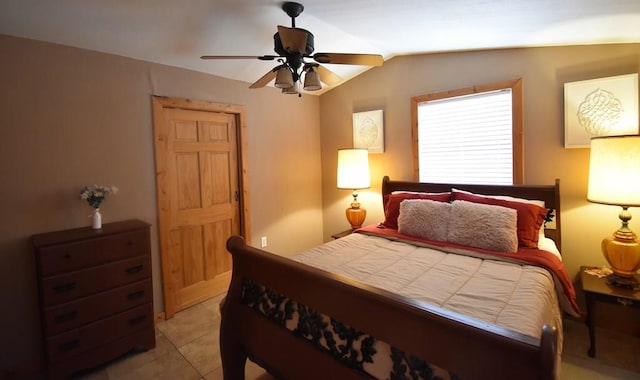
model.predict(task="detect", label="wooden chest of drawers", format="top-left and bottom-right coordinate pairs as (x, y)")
top-left (33, 219), bottom-right (155, 379)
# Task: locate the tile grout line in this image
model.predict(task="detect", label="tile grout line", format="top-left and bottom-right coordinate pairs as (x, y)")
top-left (156, 312), bottom-right (220, 379)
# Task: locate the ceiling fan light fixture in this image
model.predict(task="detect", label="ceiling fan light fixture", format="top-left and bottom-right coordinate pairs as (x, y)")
top-left (200, 2), bottom-right (383, 95)
top-left (303, 67), bottom-right (322, 91)
top-left (282, 81), bottom-right (300, 95)
top-left (274, 66), bottom-right (294, 88)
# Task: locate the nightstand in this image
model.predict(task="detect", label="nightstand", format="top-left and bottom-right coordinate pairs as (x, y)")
top-left (331, 229), bottom-right (353, 239)
top-left (580, 266), bottom-right (640, 358)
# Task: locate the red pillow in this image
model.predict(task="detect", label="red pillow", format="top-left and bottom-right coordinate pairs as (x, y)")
top-left (382, 192), bottom-right (451, 229)
top-left (450, 191), bottom-right (547, 248)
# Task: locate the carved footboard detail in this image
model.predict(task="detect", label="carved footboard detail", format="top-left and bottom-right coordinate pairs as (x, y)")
top-left (240, 278), bottom-right (456, 379)
top-left (222, 236), bottom-right (557, 380)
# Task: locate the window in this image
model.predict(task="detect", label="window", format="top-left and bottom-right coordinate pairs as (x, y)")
top-left (411, 78), bottom-right (524, 185)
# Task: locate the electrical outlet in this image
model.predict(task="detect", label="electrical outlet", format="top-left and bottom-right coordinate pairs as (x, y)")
top-left (260, 236), bottom-right (267, 248)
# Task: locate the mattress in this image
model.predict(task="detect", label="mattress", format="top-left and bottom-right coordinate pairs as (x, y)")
top-left (290, 231), bottom-right (565, 379)
top-left (293, 232), bottom-right (563, 342)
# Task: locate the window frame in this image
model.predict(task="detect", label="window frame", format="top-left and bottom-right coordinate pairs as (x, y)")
top-left (410, 78), bottom-right (524, 184)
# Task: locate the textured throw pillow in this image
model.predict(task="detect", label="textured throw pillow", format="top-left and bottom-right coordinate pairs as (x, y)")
top-left (451, 190), bottom-right (547, 248)
top-left (447, 200), bottom-right (519, 252)
top-left (452, 188), bottom-right (550, 246)
top-left (397, 199), bottom-right (451, 241)
top-left (382, 192), bottom-right (451, 229)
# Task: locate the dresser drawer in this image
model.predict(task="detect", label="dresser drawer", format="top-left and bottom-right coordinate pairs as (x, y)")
top-left (43, 279), bottom-right (153, 336)
top-left (46, 303), bottom-right (153, 363)
top-left (37, 229), bottom-right (150, 276)
top-left (41, 255), bottom-right (151, 306)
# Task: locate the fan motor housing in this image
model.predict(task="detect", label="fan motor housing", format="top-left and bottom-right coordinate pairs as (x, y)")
top-left (274, 29), bottom-right (315, 56)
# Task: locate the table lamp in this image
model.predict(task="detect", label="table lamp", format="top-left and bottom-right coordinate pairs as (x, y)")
top-left (337, 148), bottom-right (371, 229)
top-left (587, 135), bottom-right (640, 288)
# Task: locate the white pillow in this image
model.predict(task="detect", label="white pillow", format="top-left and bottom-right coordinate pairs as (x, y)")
top-left (397, 199), bottom-right (451, 242)
top-left (538, 236), bottom-right (562, 260)
top-left (447, 200), bottom-right (518, 253)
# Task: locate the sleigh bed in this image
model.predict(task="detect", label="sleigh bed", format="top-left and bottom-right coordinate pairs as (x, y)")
top-left (221, 176), bottom-right (579, 380)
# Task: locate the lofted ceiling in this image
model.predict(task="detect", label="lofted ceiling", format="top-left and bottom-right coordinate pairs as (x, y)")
top-left (1, 0), bottom-right (640, 95)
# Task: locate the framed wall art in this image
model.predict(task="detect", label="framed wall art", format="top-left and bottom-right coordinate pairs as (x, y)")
top-left (353, 109), bottom-right (384, 153)
top-left (564, 73), bottom-right (638, 148)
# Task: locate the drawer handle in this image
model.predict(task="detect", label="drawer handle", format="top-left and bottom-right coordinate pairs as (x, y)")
top-left (52, 282), bottom-right (76, 293)
top-left (128, 315), bottom-right (146, 325)
top-left (125, 265), bottom-right (143, 274)
top-left (54, 310), bottom-right (78, 323)
top-left (617, 298), bottom-right (634, 307)
top-left (127, 290), bottom-right (145, 300)
top-left (58, 339), bottom-right (79, 352)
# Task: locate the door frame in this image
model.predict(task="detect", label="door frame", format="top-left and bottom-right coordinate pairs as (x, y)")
top-left (151, 95), bottom-right (251, 318)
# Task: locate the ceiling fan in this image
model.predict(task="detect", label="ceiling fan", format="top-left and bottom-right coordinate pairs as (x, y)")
top-left (200, 2), bottom-right (383, 95)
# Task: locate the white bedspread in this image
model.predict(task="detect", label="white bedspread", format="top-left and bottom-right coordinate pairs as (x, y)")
top-left (292, 232), bottom-right (563, 348)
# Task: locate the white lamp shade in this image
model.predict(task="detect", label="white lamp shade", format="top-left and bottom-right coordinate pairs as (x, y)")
top-left (337, 149), bottom-right (370, 189)
top-left (587, 135), bottom-right (640, 207)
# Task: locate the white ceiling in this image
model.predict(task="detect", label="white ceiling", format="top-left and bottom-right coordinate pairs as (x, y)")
top-left (2, 0), bottom-right (640, 94)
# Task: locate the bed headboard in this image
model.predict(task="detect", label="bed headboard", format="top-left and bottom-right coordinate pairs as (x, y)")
top-left (381, 176), bottom-right (561, 252)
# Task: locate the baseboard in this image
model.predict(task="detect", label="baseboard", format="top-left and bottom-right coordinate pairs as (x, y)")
top-left (155, 311), bottom-right (166, 324)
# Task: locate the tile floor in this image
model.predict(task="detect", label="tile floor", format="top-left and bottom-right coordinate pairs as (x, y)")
top-left (72, 293), bottom-right (273, 380)
top-left (72, 294), bottom-right (640, 380)
top-left (561, 317), bottom-right (640, 379)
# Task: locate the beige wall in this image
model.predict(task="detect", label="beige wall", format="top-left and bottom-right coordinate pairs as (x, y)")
top-left (319, 44), bottom-right (640, 285)
top-left (2, 33), bottom-right (639, 374)
top-left (0, 35), bottom-right (323, 371)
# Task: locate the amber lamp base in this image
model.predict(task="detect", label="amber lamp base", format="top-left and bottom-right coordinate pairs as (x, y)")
top-left (344, 190), bottom-right (367, 229)
top-left (345, 205), bottom-right (366, 230)
top-left (602, 209), bottom-right (640, 289)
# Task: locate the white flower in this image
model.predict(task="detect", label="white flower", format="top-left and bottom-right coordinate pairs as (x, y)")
top-left (79, 184), bottom-right (118, 209)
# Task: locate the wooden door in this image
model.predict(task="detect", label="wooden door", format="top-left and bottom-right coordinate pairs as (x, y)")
top-left (152, 97), bottom-right (249, 318)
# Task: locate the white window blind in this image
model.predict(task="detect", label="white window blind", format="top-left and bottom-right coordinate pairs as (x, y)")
top-left (417, 89), bottom-right (513, 185)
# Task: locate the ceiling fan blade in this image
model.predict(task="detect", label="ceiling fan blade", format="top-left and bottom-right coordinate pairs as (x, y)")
top-left (312, 53), bottom-right (383, 66)
top-left (200, 55), bottom-right (280, 61)
top-left (277, 25), bottom-right (308, 54)
top-left (316, 65), bottom-right (342, 86)
top-left (249, 69), bottom-right (277, 89)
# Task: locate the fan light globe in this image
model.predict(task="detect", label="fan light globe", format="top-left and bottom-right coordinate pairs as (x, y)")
top-left (275, 66), bottom-right (294, 88)
top-left (303, 67), bottom-right (322, 91)
top-left (282, 81), bottom-right (300, 94)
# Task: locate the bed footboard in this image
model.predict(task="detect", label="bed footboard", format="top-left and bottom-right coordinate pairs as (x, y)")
top-left (221, 235), bottom-right (557, 380)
